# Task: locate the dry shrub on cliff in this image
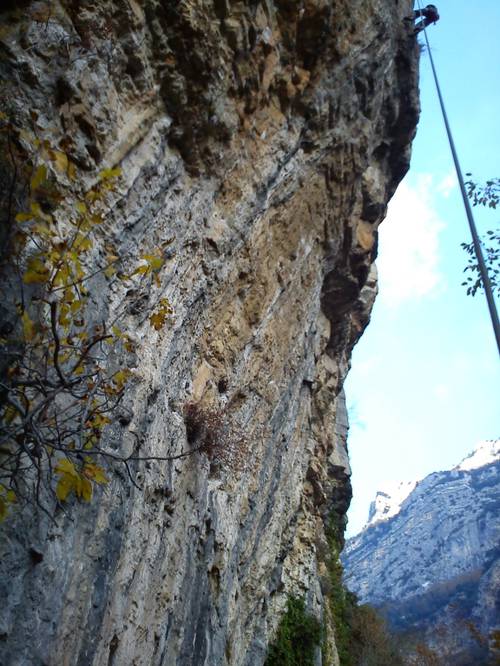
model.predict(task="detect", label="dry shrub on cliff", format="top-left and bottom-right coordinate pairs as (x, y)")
top-left (348, 605), bottom-right (404, 666)
top-left (183, 401), bottom-right (249, 472)
top-left (405, 643), bottom-right (442, 666)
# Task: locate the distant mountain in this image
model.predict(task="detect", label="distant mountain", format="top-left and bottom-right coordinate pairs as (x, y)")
top-left (342, 441), bottom-right (500, 664)
top-left (366, 479), bottom-right (418, 527)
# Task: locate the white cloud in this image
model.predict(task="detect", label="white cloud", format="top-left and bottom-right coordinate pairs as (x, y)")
top-left (376, 175), bottom-right (445, 308)
top-left (436, 170), bottom-right (457, 198)
top-left (432, 383), bottom-right (451, 401)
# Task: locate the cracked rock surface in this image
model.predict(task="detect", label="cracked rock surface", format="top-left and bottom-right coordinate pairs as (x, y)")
top-left (0, 1), bottom-right (419, 664)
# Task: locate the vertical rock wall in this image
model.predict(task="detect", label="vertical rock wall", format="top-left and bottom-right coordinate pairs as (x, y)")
top-left (0, 1), bottom-right (419, 664)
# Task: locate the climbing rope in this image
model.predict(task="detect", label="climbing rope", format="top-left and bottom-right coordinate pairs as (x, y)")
top-left (415, 0), bottom-right (500, 356)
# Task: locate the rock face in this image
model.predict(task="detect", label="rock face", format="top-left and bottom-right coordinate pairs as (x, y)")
top-left (342, 441), bottom-right (500, 664)
top-left (0, 1), bottom-right (419, 664)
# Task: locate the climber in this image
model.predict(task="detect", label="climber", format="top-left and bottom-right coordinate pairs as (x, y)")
top-left (404, 4), bottom-right (440, 34)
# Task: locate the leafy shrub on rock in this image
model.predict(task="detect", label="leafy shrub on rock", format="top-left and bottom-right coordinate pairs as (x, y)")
top-left (265, 596), bottom-right (322, 666)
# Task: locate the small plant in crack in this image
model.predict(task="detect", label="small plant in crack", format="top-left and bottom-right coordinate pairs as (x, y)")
top-left (182, 401), bottom-right (249, 472)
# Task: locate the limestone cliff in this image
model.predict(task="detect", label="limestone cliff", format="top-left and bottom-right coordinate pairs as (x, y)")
top-left (0, 1), bottom-right (419, 664)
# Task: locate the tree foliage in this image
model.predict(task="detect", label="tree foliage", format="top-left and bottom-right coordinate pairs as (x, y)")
top-left (0, 113), bottom-right (176, 520)
top-left (323, 524), bottom-right (404, 666)
top-left (461, 175), bottom-right (500, 297)
top-left (265, 596), bottom-right (322, 666)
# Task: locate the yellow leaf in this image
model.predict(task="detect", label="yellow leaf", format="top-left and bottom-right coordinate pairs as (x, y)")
top-left (30, 164), bottom-right (47, 191)
top-left (22, 311), bottom-right (35, 341)
top-left (75, 201), bottom-right (87, 214)
top-left (3, 404), bottom-right (18, 425)
top-left (53, 264), bottom-right (70, 288)
top-left (149, 311), bottom-right (166, 330)
top-left (160, 297), bottom-right (172, 311)
top-left (141, 254), bottom-right (164, 271)
top-left (56, 475), bottom-right (74, 502)
top-left (68, 161), bottom-right (77, 181)
top-left (95, 414), bottom-right (111, 427)
top-left (74, 259), bottom-right (85, 281)
top-left (71, 475), bottom-right (81, 496)
top-left (99, 167), bottom-right (122, 181)
top-left (32, 221), bottom-right (53, 237)
top-left (30, 202), bottom-right (43, 216)
top-left (85, 434), bottom-right (100, 448)
top-left (73, 234), bottom-right (92, 251)
top-left (149, 298), bottom-right (173, 331)
top-left (85, 189), bottom-right (102, 203)
top-left (49, 149), bottom-right (69, 174)
top-left (29, 201), bottom-right (51, 222)
top-left (19, 129), bottom-right (34, 145)
top-left (131, 265), bottom-right (149, 276)
top-left (23, 256), bottom-right (49, 284)
top-left (80, 477), bottom-right (93, 502)
top-left (55, 458), bottom-right (78, 477)
top-left (55, 458), bottom-right (82, 501)
top-left (15, 212), bottom-right (33, 223)
top-left (63, 288), bottom-right (75, 304)
top-left (48, 248), bottom-right (62, 264)
top-left (112, 369), bottom-right (131, 390)
top-left (83, 463), bottom-right (108, 485)
top-left (58, 303), bottom-right (71, 327)
top-left (58, 350), bottom-right (72, 364)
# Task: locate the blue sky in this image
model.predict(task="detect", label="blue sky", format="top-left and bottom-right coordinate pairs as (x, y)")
top-left (345, 0), bottom-right (500, 537)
